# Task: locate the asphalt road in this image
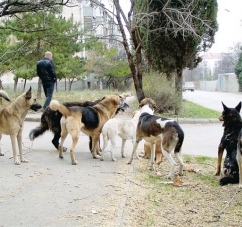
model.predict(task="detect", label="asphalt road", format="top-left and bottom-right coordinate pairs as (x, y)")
top-left (1, 90), bottom-right (236, 226)
top-left (183, 90), bottom-right (242, 112)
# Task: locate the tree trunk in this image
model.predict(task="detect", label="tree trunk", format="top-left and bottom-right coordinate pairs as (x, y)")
top-left (14, 78), bottom-right (18, 92)
top-left (37, 78), bottom-right (42, 99)
top-left (114, 0), bottom-right (145, 103)
top-left (175, 68), bottom-right (183, 114)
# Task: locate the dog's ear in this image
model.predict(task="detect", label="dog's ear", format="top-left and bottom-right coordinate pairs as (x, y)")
top-left (222, 102), bottom-right (229, 112)
top-left (235, 102), bottom-right (241, 112)
top-left (25, 87), bottom-right (32, 100)
top-left (150, 99), bottom-right (157, 109)
top-left (139, 98), bottom-right (146, 107)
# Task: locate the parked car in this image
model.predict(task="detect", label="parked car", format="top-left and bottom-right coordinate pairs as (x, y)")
top-left (183, 82), bottom-right (195, 92)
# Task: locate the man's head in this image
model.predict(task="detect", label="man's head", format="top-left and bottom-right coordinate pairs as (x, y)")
top-left (45, 51), bottom-right (53, 60)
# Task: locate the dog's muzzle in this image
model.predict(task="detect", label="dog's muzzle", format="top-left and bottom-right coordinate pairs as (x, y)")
top-left (30, 100), bottom-right (42, 112)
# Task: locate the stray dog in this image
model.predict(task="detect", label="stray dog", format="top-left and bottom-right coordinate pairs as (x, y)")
top-left (49, 95), bottom-right (127, 164)
top-left (127, 98), bottom-right (185, 179)
top-left (143, 139), bottom-right (163, 164)
top-left (0, 87), bottom-right (42, 164)
top-left (216, 102), bottom-right (242, 186)
top-left (29, 99), bottom-right (102, 151)
top-left (100, 110), bottom-right (141, 161)
top-left (237, 129), bottom-right (242, 188)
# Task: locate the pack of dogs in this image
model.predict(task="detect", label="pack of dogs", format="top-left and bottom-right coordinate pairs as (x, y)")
top-left (1, 88), bottom-right (242, 187)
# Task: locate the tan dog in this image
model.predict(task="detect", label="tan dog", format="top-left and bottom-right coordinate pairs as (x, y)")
top-left (127, 98), bottom-right (185, 179)
top-left (143, 139), bottom-right (163, 164)
top-left (0, 87), bottom-right (41, 164)
top-left (49, 95), bottom-right (126, 164)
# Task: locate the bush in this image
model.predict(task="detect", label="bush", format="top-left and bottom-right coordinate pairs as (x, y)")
top-left (143, 72), bottom-right (178, 113)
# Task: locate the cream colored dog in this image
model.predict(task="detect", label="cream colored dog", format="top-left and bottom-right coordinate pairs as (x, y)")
top-left (100, 111), bottom-right (141, 161)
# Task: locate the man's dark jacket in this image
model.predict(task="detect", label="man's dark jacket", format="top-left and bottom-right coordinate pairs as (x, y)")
top-left (36, 57), bottom-right (57, 84)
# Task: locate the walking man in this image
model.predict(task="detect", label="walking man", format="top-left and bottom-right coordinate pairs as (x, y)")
top-left (37, 51), bottom-right (57, 111)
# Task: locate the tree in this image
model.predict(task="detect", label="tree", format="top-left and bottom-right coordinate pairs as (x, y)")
top-left (83, 41), bottom-right (131, 89)
top-left (235, 47), bottom-right (242, 91)
top-left (138, 0), bottom-right (218, 113)
top-left (0, 0), bottom-right (72, 17)
top-left (90, 0), bottom-right (218, 103)
top-left (1, 11), bottom-right (83, 94)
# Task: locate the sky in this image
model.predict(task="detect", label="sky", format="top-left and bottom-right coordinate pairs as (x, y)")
top-left (208, 0), bottom-right (242, 53)
top-left (101, 0), bottom-right (242, 53)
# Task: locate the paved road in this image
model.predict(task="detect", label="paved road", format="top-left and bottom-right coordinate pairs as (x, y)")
top-left (183, 90), bottom-right (242, 112)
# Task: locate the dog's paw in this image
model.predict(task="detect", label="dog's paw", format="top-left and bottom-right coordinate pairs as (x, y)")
top-left (214, 171), bottom-right (221, 176)
top-left (112, 158), bottom-right (117, 161)
top-left (15, 160), bottom-right (21, 165)
top-left (0, 152), bottom-right (4, 156)
top-left (21, 158), bottom-right (28, 163)
top-left (72, 160), bottom-right (78, 165)
top-left (127, 159), bottom-right (132, 164)
top-left (93, 155), bottom-right (101, 159)
top-left (239, 184), bottom-right (242, 189)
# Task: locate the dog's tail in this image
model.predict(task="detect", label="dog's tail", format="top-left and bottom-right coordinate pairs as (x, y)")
top-left (0, 90), bottom-right (11, 102)
top-left (174, 123), bottom-right (184, 153)
top-left (49, 100), bottom-right (70, 117)
top-left (29, 121), bottom-right (49, 141)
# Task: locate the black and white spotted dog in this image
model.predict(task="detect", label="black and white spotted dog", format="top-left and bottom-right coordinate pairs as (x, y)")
top-left (127, 98), bottom-right (185, 179)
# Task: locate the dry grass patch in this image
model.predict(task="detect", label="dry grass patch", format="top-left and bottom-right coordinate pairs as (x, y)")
top-left (120, 153), bottom-right (242, 227)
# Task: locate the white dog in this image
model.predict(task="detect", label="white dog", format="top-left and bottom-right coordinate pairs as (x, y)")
top-left (100, 111), bottom-right (141, 161)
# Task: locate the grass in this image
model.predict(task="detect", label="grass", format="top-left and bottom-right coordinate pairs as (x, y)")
top-left (1, 88), bottom-right (220, 118)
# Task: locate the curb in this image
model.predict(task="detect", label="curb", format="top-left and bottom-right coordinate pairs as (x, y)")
top-left (25, 114), bottom-right (220, 124)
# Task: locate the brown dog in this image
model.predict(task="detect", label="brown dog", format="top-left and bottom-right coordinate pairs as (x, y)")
top-left (0, 87), bottom-right (41, 164)
top-left (49, 95), bottom-right (126, 164)
top-left (143, 139), bottom-right (163, 164)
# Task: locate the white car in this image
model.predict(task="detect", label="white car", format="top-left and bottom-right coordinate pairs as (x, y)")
top-left (183, 82), bottom-right (195, 92)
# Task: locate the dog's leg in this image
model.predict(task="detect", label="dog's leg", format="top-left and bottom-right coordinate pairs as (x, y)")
top-left (70, 134), bottom-right (79, 165)
top-left (58, 124), bottom-right (68, 160)
top-left (127, 139), bottom-right (141, 164)
top-left (10, 134), bottom-right (20, 165)
top-left (215, 145), bottom-right (224, 175)
top-left (174, 151), bottom-right (185, 176)
top-left (161, 148), bottom-right (176, 179)
top-left (149, 142), bottom-right (155, 171)
top-left (0, 134), bottom-right (3, 156)
top-left (236, 144), bottom-right (242, 188)
top-left (17, 129), bottom-right (28, 163)
top-left (100, 132), bottom-right (109, 161)
top-left (92, 134), bottom-right (101, 159)
top-left (121, 139), bottom-right (127, 158)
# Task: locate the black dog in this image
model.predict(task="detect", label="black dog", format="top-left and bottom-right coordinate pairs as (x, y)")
top-left (29, 98), bottom-right (128, 152)
top-left (216, 102), bottom-right (242, 186)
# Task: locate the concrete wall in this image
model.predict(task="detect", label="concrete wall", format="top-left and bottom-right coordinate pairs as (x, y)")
top-left (199, 73), bottom-right (239, 92)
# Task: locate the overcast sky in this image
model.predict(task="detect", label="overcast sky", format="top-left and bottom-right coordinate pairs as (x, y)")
top-left (208, 0), bottom-right (242, 53)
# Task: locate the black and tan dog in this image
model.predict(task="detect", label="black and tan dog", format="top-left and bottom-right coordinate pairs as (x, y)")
top-left (216, 102), bottom-right (242, 186)
top-left (0, 87), bottom-right (41, 164)
top-left (29, 99), bottom-right (102, 151)
top-left (127, 98), bottom-right (185, 179)
top-left (49, 95), bottom-right (126, 164)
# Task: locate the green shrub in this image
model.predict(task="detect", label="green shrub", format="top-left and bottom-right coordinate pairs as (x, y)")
top-left (143, 71), bottom-right (178, 113)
